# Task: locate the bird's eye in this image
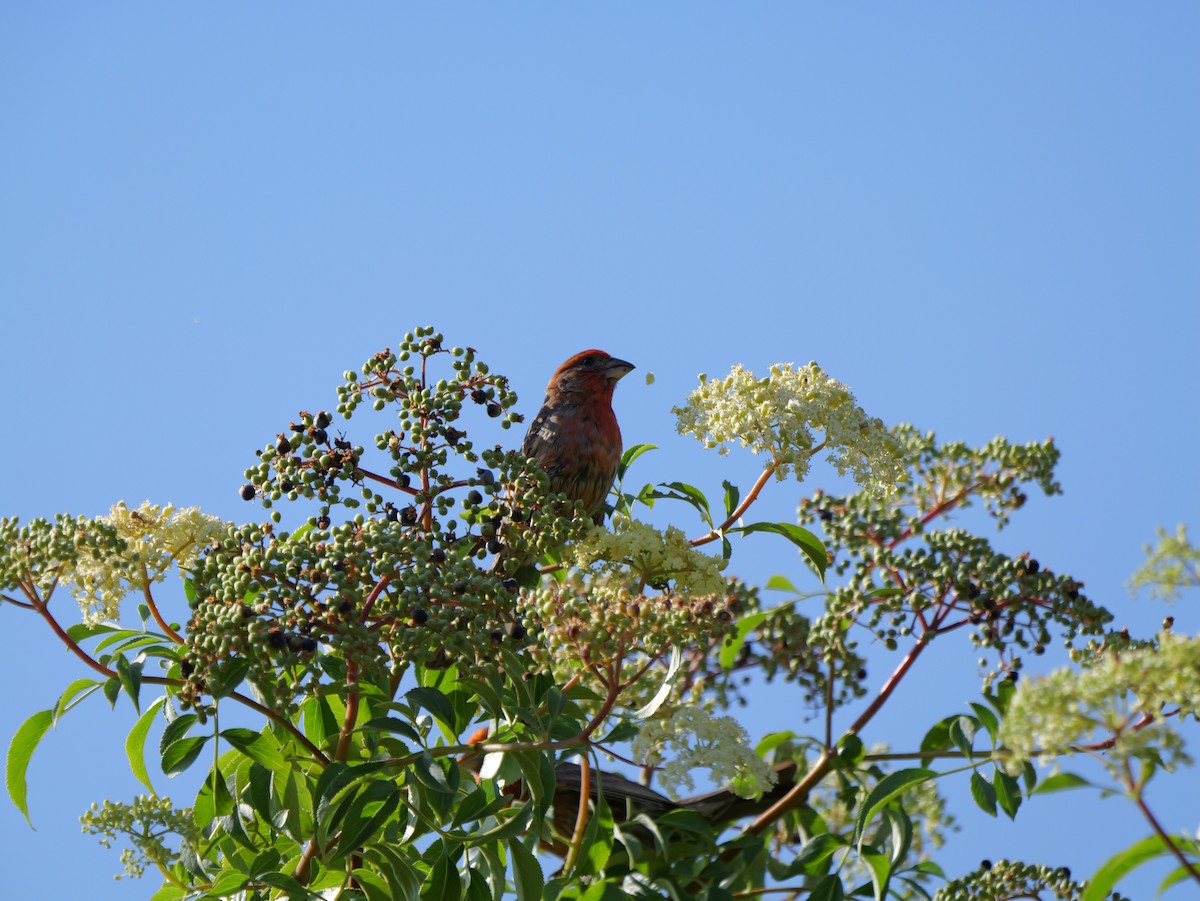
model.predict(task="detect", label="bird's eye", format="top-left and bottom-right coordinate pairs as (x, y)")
top-left (580, 355), bottom-right (595, 367)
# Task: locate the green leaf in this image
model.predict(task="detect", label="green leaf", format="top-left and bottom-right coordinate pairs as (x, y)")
top-left (114, 654), bottom-right (143, 712)
top-left (947, 716), bottom-right (976, 755)
top-left (360, 716), bottom-right (421, 744)
top-left (722, 480), bottom-right (740, 518)
top-left (126, 697), bottom-right (167, 792)
top-left (51, 678), bottom-right (103, 725)
top-left (407, 686), bottom-right (461, 740)
top-left (993, 767), bottom-right (1021, 820)
top-left (651, 481), bottom-right (713, 526)
top-left (838, 734), bottom-right (865, 765)
top-left (765, 574), bottom-right (799, 592)
top-left (221, 728), bottom-right (287, 772)
top-left (733, 522), bottom-right (827, 580)
top-left (719, 610), bottom-right (769, 671)
top-left (161, 736), bottom-right (210, 777)
top-left (302, 695), bottom-right (339, 751)
top-left (577, 778), bottom-right (615, 876)
top-left (160, 713), bottom-right (198, 751)
top-left (207, 868), bottom-right (249, 896)
top-left (353, 867), bottom-right (394, 901)
top-left (969, 771), bottom-right (996, 817)
top-left (210, 657), bottom-right (250, 698)
top-left (6, 709), bottom-right (53, 827)
top-left (793, 832), bottom-right (849, 870)
top-left (808, 873), bottom-right (845, 901)
top-left (102, 675), bottom-right (121, 709)
top-left (617, 443), bottom-right (657, 480)
top-left (65, 622), bottom-right (119, 643)
top-left (853, 768), bottom-right (934, 846)
top-left (508, 838), bottom-right (544, 901)
top-left (1081, 833), bottom-right (1171, 901)
top-left (258, 871), bottom-right (310, 900)
top-left (334, 782), bottom-right (402, 857)
top-left (1031, 771), bottom-right (1095, 795)
top-left (967, 702), bottom-right (999, 742)
top-left (861, 849), bottom-right (893, 901)
top-left (421, 845), bottom-right (462, 901)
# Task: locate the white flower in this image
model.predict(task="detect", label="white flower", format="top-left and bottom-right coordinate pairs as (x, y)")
top-left (673, 362), bottom-right (905, 494)
top-left (633, 707), bottom-right (777, 799)
top-left (72, 502), bottom-right (227, 623)
top-left (567, 519), bottom-right (727, 595)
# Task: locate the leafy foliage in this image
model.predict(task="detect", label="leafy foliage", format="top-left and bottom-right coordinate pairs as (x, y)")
top-left (2, 327), bottom-right (1196, 899)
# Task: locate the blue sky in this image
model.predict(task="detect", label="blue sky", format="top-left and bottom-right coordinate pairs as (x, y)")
top-left (2, 5), bottom-right (1198, 898)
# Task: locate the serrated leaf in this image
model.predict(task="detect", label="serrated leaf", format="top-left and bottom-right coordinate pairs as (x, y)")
top-left (1031, 771), bottom-right (1095, 795)
top-left (126, 697), bottom-right (167, 792)
top-left (765, 574), bottom-right (799, 592)
top-left (6, 709), bottom-right (53, 827)
top-left (51, 678), bottom-right (103, 726)
top-left (793, 832), bottom-right (849, 869)
top-left (947, 716), bottom-right (976, 755)
top-left (967, 702), bottom-right (999, 742)
top-left (617, 443), bottom-right (657, 480)
top-left (861, 849), bottom-right (893, 901)
top-left (259, 871), bottom-right (310, 900)
top-left (1081, 833), bottom-right (1170, 901)
top-left (114, 654), bottom-right (143, 712)
top-left (854, 769), bottom-right (934, 846)
top-left (406, 686), bottom-right (459, 739)
top-left (508, 838), bottom-right (544, 901)
top-left (210, 657), bottom-right (250, 698)
top-left (162, 736), bottom-right (210, 777)
top-left (838, 734), bottom-right (865, 764)
top-left (103, 675), bottom-right (121, 709)
top-left (808, 873), bottom-right (845, 901)
top-left (421, 845), bottom-right (462, 901)
top-left (969, 771), bottom-right (997, 816)
top-left (993, 767), bottom-right (1021, 819)
top-left (722, 480), bottom-right (740, 518)
top-left (719, 611), bottom-right (769, 671)
top-left (221, 727), bottom-right (287, 772)
top-left (733, 522), bottom-right (827, 580)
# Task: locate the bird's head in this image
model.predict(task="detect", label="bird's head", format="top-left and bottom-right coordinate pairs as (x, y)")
top-left (545, 350), bottom-right (635, 403)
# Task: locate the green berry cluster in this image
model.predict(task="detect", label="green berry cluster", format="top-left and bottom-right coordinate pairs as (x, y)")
top-left (80, 795), bottom-right (196, 880)
top-left (796, 429), bottom-right (1112, 683)
top-left (180, 331), bottom-right (586, 713)
top-left (519, 574), bottom-right (738, 688)
top-left (0, 514), bottom-right (124, 599)
top-left (932, 859), bottom-right (1130, 901)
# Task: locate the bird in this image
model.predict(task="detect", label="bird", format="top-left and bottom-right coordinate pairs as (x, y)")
top-left (493, 350), bottom-right (634, 574)
top-left (522, 350), bottom-right (635, 525)
top-left (460, 749), bottom-right (799, 857)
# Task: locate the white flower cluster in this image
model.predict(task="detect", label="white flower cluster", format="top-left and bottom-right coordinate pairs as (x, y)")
top-left (999, 632), bottom-right (1200, 777)
top-left (72, 501), bottom-right (227, 623)
top-left (673, 362), bottom-right (905, 494)
top-left (567, 519), bottom-right (727, 596)
top-left (632, 706), bottom-right (777, 800)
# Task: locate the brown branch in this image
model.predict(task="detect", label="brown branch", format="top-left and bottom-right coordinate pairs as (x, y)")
top-left (563, 755), bottom-right (592, 873)
top-left (1126, 759), bottom-right (1200, 886)
top-left (746, 637), bottom-right (931, 833)
top-left (141, 567), bottom-right (185, 644)
top-left (690, 462), bottom-right (780, 547)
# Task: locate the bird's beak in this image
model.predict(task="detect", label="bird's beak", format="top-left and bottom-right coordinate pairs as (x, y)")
top-left (604, 358), bottom-right (635, 381)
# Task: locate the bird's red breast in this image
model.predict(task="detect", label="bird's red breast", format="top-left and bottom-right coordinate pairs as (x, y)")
top-left (522, 350), bottom-right (634, 524)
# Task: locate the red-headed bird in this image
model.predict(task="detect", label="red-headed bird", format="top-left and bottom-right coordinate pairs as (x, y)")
top-left (522, 350), bottom-right (635, 525)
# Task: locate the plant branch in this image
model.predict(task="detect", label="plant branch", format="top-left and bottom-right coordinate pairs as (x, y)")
top-left (691, 462), bottom-right (779, 547)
